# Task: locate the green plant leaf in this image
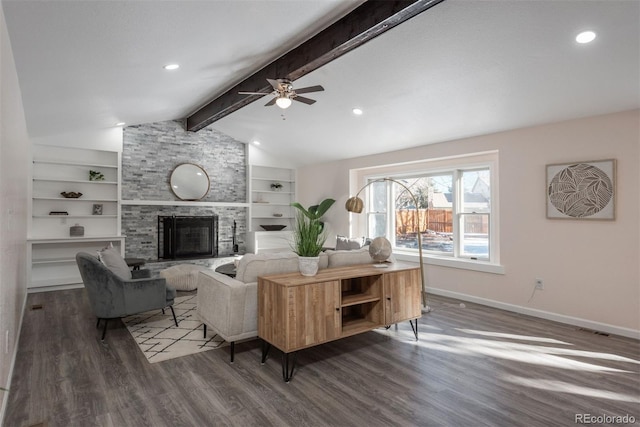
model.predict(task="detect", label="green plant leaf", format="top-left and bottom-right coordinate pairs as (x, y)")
top-left (291, 198), bottom-right (335, 256)
top-left (291, 198), bottom-right (335, 220)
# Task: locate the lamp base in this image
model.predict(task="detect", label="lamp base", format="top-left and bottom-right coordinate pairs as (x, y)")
top-left (421, 305), bottom-right (431, 313)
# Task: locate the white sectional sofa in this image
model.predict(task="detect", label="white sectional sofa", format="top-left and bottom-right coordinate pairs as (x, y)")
top-left (196, 248), bottom-right (375, 361)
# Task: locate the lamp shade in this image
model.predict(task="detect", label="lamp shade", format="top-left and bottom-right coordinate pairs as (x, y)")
top-left (345, 196), bottom-right (364, 213)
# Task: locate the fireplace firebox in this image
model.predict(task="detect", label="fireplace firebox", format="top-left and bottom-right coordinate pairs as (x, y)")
top-left (158, 215), bottom-right (218, 259)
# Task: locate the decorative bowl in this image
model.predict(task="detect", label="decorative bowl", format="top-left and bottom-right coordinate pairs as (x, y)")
top-left (61, 192), bottom-right (83, 198)
top-left (260, 225), bottom-right (287, 231)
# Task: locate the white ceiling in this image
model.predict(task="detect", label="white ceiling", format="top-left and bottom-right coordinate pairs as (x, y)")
top-left (3, 0), bottom-right (639, 166)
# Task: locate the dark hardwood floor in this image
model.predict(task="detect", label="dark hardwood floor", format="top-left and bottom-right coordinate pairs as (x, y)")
top-left (4, 289), bottom-right (639, 427)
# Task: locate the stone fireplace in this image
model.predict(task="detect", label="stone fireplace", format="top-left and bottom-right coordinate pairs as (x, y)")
top-left (158, 215), bottom-right (218, 259)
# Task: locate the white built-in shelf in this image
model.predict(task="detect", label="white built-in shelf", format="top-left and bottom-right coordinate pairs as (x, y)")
top-left (28, 236), bottom-right (125, 243)
top-left (33, 197), bottom-right (118, 202)
top-left (31, 276), bottom-right (84, 288)
top-left (33, 160), bottom-right (118, 169)
top-left (252, 202), bottom-right (292, 206)
top-left (33, 215), bottom-right (117, 219)
top-left (29, 144), bottom-right (123, 290)
top-left (252, 190), bottom-right (294, 195)
top-left (252, 177), bottom-right (295, 182)
top-left (33, 178), bottom-right (117, 185)
top-left (32, 257), bottom-right (78, 265)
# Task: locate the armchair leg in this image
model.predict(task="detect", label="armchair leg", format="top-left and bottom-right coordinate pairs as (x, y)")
top-left (96, 318), bottom-right (101, 328)
top-left (230, 342), bottom-right (235, 363)
top-left (203, 324), bottom-right (207, 338)
top-left (169, 305), bottom-right (178, 327)
top-left (101, 319), bottom-right (108, 340)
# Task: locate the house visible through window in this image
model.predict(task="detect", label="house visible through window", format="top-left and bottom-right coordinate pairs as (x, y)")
top-left (363, 161), bottom-right (494, 263)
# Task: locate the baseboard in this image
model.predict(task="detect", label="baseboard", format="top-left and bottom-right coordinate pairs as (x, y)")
top-left (427, 287), bottom-right (640, 340)
top-left (0, 289), bottom-right (28, 426)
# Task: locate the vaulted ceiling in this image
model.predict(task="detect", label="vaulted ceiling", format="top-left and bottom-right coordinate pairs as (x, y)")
top-left (3, 0), bottom-right (639, 166)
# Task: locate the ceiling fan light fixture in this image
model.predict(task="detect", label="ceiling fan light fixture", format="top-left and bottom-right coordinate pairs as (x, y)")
top-left (276, 96), bottom-right (292, 109)
top-left (576, 30), bottom-right (596, 44)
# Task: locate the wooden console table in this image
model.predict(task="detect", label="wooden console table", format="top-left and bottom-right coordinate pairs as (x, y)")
top-left (258, 262), bottom-right (421, 382)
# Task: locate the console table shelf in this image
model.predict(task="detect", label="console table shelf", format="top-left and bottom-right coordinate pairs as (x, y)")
top-left (258, 262), bottom-right (421, 381)
top-left (341, 293), bottom-right (381, 307)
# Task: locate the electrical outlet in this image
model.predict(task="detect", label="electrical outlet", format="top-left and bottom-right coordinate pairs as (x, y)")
top-left (535, 278), bottom-right (544, 290)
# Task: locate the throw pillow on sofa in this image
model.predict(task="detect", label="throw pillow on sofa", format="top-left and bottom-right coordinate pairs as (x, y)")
top-left (98, 243), bottom-right (132, 280)
top-left (335, 235), bottom-right (363, 250)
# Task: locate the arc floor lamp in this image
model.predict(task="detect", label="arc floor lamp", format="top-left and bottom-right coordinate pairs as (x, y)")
top-left (345, 178), bottom-right (429, 312)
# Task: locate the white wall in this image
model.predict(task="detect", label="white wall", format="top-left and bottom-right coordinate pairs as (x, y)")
top-left (31, 126), bottom-right (123, 152)
top-left (298, 110), bottom-right (640, 336)
top-left (0, 2), bottom-right (29, 422)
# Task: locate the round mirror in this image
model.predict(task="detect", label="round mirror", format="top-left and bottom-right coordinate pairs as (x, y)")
top-left (170, 163), bottom-right (210, 201)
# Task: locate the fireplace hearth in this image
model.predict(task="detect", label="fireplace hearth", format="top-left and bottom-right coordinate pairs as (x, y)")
top-left (158, 215), bottom-right (218, 259)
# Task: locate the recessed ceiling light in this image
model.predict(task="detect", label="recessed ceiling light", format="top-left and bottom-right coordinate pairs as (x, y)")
top-left (576, 31), bottom-right (596, 44)
top-left (352, 108), bottom-right (363, 115)
top-left (115, 122), bottom-right (125, 126)
top-left (163, 64), bottom-right (180, 70)
top-left (252, 140), bottom-right (261, 146)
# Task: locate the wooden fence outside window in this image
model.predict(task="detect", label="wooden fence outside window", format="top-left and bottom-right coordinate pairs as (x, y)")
top-left (395, 209), bottom-right (488, 235)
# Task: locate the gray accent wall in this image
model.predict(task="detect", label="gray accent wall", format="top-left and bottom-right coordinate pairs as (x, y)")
top-left (122, 120), bottom-right (246, 260)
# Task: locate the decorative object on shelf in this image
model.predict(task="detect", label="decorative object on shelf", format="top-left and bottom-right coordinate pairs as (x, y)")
top-left (70, 223), bottom-right (84, 237)
top-left (232, 220), bottom-right (239, 253)
top-left (346, 178), bottom-right (428, 311)
top-left (273, 213), bottom-right (283, 217)
top-left (89, 170), bottom-right (105, 181)
top-left (369, 236), bottom-right (392, 263)
top-left (260, 225), bottom-right (287, 231)
top-left (270, 182), bottom-right (283, 191)
top-left (170, 163), bottom-right (210, 201)
top-left (92, 204), bottom-right (103, 215)
top-left (546, 159), bottom-right (616, 220)
top-left (49, 211), bottom-right (69, 215)
top-left (291, 198), bottom-right (336, 276)
top-left (61, 191), bottom-right (82, 198)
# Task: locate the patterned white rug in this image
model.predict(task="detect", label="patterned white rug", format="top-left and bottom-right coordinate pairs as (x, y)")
top-left (122, 294), bottom-right (227, 363)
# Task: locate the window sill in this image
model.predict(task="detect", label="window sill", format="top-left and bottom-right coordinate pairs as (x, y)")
top-left (393, 251), bottom-right (505, 275)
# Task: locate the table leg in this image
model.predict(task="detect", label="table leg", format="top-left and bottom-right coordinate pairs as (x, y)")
top-left (261, 340), bottom-right (271, 364)
top-left (282, 352), bottom-right (296, 383)
top-left (409, 319), bottom-right (418, 341)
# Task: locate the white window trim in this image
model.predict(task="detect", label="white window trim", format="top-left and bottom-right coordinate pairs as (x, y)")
top-left (348, 151), bottom-right (503, 274)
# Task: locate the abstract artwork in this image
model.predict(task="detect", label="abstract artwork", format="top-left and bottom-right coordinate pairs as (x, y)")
top-left (546, 159), bottom-right (615, 220)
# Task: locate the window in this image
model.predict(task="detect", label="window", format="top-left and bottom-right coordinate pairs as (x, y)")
top-left (360, 156), bottom-right (496, 264)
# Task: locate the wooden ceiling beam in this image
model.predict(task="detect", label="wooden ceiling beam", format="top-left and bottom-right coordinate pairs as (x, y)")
top-left (185, 0), bottom-right (445, 132)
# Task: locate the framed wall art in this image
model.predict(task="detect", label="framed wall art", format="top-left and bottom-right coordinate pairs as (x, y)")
top-left (546, 159), bottom-right (616, 220)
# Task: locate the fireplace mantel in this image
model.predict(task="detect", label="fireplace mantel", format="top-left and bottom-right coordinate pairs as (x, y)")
top-left (122, 200), bottom-right (249, 208)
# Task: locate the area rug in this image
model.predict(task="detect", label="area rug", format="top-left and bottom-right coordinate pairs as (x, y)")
top-left (122, 294), bottom-right (227, 363)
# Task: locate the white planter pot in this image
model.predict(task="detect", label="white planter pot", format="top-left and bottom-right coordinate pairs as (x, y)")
top-left (298, 256), bottom-right (320, 276)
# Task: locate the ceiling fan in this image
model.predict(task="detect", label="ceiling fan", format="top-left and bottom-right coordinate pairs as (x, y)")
top-left (238, 78), bottom-right (324, 109)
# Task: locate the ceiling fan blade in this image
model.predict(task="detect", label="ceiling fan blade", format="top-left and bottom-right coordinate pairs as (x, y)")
top-left (267, 78), bottom-right (283, 91)
top-left (264, 97), bottom-right (277, 107)
top-left (238, 91), bottom-right (270, 96)
top-left (294, 85), bottom-right (324, 94)
top-left (293, 96), bottom-right (316, 105)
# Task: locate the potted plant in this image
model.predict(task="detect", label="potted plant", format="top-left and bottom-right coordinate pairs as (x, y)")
top-left (291, 198), bottom-right (335, 276)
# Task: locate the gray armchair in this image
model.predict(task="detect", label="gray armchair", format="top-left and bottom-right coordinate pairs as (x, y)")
top-left (76, 252), bottom-right (178, 339)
